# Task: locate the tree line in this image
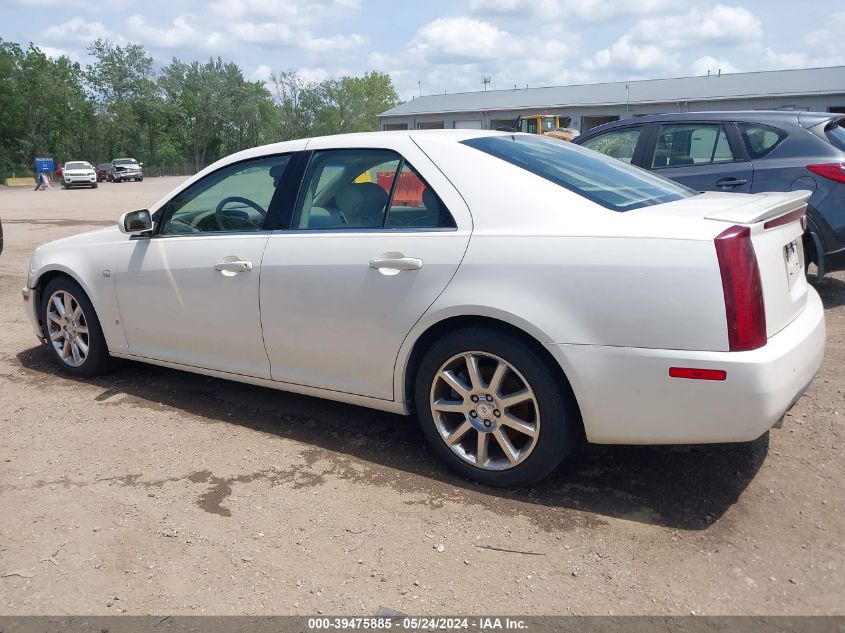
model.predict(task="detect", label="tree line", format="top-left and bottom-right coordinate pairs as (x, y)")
top-left (0, 38), bottom-right (401, 179)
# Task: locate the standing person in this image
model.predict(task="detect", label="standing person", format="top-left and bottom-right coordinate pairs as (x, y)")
top-left (34, 172), bottom-right (52, 191)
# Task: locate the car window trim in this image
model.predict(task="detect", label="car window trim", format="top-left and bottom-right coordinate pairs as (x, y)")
top-left (152, 152), bottom-right (294, 238)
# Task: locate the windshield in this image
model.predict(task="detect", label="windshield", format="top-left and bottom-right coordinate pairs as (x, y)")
top-left (826, 119), bottom-right (845, 152)
top-left (462, 134), bottom-right (697, 212)
top-left (114, 158), bottom-right (138, 165)
top-left (65, 162), bottom-right (91, 170)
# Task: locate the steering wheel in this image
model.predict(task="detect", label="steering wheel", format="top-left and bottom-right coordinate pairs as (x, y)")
top-left (214, 196), bottom-right (267, 231)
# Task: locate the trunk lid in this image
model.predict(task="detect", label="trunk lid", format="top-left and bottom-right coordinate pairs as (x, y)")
top-left (703, 190), bottom-right (811, 340)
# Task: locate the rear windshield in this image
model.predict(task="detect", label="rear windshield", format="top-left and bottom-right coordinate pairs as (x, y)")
top-left (462, 134), bottom-right (697, 212)
top-left (826, 119), bottom-right (845, 152)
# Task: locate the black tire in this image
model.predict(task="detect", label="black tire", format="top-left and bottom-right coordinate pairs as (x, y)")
top-left (415, 328), bottom-right (580, 487)
top-left (40, 276), bottom-right (114, 378)
top-left (92, 183), bottom-right (98, 189)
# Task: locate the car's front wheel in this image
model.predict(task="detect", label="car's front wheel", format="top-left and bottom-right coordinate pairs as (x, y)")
top-left (41, 277), bottom-right (113, 378)
top-left (415, 328), bottom-right (580, 487)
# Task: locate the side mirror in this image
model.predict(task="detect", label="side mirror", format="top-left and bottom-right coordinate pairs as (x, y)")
top-left (119, 209), bottom-right (152, 235)
top-left (139, 162), bottom-right (144, 167)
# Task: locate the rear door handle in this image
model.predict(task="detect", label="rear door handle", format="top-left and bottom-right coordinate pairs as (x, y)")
top-left (214, 260), bottom-right (253, 273)
top-left (716, 177), bottom-right (748, 188)
top-left (369, 254), bottom-right (423, 272)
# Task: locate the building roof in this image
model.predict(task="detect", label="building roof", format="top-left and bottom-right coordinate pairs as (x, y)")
top-left (380, 66), bottom-right (845, 118)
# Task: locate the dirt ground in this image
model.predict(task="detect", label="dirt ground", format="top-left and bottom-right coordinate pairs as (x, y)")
top-left (0, 178), bottom-right (842, 616)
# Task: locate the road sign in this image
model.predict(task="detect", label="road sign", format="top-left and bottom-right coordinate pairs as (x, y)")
top-left (35, 157), bottom-right (54, 173)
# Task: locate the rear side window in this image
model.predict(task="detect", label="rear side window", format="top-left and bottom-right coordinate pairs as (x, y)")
top-left (825, 119), bottom-right (845, 152)
top-left (580, 127), bottom-right (641, 164)
top-left (462, 134), bottom-right (697, 212)
top-left (652, 123), bottom-right (735, 168)
top-left (737, 123), bottom-right (788, 159)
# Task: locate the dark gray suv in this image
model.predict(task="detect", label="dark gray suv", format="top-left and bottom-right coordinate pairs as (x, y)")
top-left (574, 111), bottom-right (845, 276)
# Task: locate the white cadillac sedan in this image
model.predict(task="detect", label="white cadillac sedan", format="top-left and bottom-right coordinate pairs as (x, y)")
top-left (23, 131), bottom-right (826, 486)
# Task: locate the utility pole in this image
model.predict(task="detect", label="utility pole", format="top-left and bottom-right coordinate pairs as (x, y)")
top-left (482, 76), bottom-right (491, 91)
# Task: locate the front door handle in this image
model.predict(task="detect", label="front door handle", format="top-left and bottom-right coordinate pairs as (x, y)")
top-left (369, 253), bottom-right (423, 273)
top-left (214, 260), bottom-right (253, 274)
top-left (716, 177), bottom-right (748, 188)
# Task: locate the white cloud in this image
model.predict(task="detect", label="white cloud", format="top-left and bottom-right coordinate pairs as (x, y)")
top-left (36, 45), bottom-right (70, 59)
top-left (209, 0), bottom-right (360, 22)
top-left (630, 4), bottom-right (763, 50)
top-left (126, 14), bottom-right (225, 50)
top-left (226, 21), bottom-right (365, 55)
top-left (410, 17), bottom-right (522, 63)
top-left (250, 64), bottom-right (273, 82)
top-left (690, 56), bottom-right (739, 76)
top-left (302, 33), bottom-right (367, 54)
top-left (40, 17), bottom-right (117, 45)
top-left (297, 67), bottom-right (331, 84)
top-left (805, 12), bottom-right (845, 58)
top-left (469, 0), bottom-right (682, 22)
top-left (12, 0), bottom-right (89, 7)
top-left (585, 34), bottom-right (681, 76)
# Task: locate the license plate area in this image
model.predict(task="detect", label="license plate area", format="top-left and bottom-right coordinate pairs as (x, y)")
top-left (784, 238), bottom-right (803, 290)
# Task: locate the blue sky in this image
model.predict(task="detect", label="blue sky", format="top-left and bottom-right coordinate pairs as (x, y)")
top-left (2, 0), bottom-right (843, 100)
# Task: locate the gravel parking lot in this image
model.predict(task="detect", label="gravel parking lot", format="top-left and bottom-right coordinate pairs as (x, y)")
top-left (0, 178), bottom-right (843, 615)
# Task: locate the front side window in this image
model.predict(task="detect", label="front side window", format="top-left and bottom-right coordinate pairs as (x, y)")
top-left (581, 127), bottom-right (642, 164)
top-left (294, 149), bottom-right (455, 230)
top-left (737, 123), bottom-right (788, 159)
top-left (160, 155), bottom-right (289, 235)
top-left (652, 124), bottom-right (735, 168)
top-left (462, 134), bottom-right (697, 212)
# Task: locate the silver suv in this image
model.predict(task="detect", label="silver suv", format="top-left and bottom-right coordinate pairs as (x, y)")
top-left (110, 158), bottom-right (144, 183)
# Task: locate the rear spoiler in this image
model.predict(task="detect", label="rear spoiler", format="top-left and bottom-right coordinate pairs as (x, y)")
top-left (704, 190), bottom-right (811, 225)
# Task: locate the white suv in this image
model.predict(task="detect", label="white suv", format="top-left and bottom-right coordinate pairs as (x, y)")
top-left (62, 161), bottom-right (97, 189)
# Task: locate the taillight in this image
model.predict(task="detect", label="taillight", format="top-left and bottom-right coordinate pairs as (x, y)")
top-left (714, 225), bottom-right (767, 351)
top-left (806, 163), bottom-right (845, 183)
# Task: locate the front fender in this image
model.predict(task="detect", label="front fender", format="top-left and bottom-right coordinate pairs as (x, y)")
top-left (28, 238), bottom-right (127, 354)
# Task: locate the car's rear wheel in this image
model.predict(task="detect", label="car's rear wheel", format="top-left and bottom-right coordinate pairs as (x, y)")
top-left (41, 277), bottom-right (113, 378)
top-left (415, 328), bottom-right (579, 486)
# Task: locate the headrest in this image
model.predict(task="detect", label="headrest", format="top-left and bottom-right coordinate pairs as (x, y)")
top-left (335, 182), bottom-right (388, 217)
top-left (422, 187), bottom-right (440, 213)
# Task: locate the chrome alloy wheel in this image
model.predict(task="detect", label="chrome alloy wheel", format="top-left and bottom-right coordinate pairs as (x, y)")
top-left (429, 351), bottom-right (540, 471)
top-left (45, 290), bottom-right (90, 367)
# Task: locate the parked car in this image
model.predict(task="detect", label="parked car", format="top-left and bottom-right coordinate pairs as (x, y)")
top-left (22, 131), bottom-right (825, 486)
top-left (61, 161), bottom-right (97, 189)
top-left (110, 158), bottom-right (144, 182)
top-left (574, 111), bottom-right (845, 277)
top-left (96, 163), bottom-right (111, 182)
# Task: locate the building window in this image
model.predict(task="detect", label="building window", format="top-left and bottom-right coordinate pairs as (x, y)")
top-left (383, 123), bottom-right (408, 131)
top-left (490, 119), bottom-right (517, 130)
top-left (417, 122), bottom-right (445, 130)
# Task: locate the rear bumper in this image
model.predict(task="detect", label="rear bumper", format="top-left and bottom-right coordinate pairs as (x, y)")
top-left (547, 288), bottom-right (826, 444)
